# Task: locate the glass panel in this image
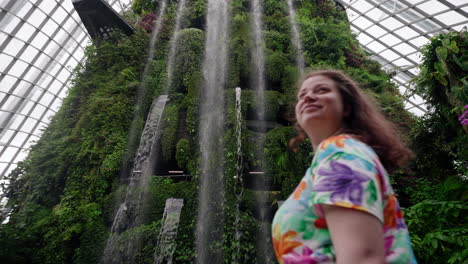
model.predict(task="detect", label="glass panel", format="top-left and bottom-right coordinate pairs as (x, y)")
top-left (0, 75), bottom-right (17, 93)
top-left (8, 60), bottom-right (29, 78)
top-left (18, 100), bottom-right (34, 115)
top-left (47, 62), bottom-right (61, 76)
top-left (354, 0), bottom-right (375, 13)
top-left (380, 16), bottom-right (404, 31)
top-left (10, 80), bottom-right (29, 98)
top-left (366, 41), bottom-right (386, 53)
top-left (38, 74), bottom-right (53, 88)
top-left (53, 6), bottom-right (68, 24)
top-left (0, 130), bottom-right (15, 145)
top-left (365, 9), bottom-right (386, 22)
top-left (3, 95), bottom-right (22, 112)
top-left (393, 58), bottom-right (411, 67)
top-left (5, 38), bottom-right (25, 57)
top-left (393, 42), bottom-right (417, 55)
top-left (0, 147), bottom-right (19, 162)
top-left (29, 89), bottom-right (42, 102)
top-left (42, 19), bottom-right (59, 37)
top-left (39, 92), bottom-right (54, 106)
top-left (21, 117), bottom-right (38, 133)
top-left (354, 16), bottom-right (373, 29)
top-left (36, 52), bottom-right (52, 69)
top-left (16, 23), bottom-right (36, 41)
top-left (29, 9), bottom-right (47, 28)
top-left (380, 50), bottom-right (399, 62)
top-left (417, 0), bottom-right (449, 15)
top-left (9, 115), bottom-right (26, 130)
top-left (44, 40), bottom-right (59, 57)
top-left (409, 36), bottom-right (429, 47)
top-left (47, 79), bottom-right (62, 94)
top-left (57, 68), bottom-right (70, 83)
top-left (38, 0), bottom-right (55, 15)
top-left (15, 1), bottom-right (33, 19)
top-left (23, 68), bottom-right (41, 85)
top-left (366, 24), bottom-right (386, 38)
top-left (435, 11), bottom-right (466, 25)
top-left (31, 32), bottom-right (48, 49)
top-left (20, 45), bottom-right (39, 63)
top-left (379, 34), bottom-right (401, 46)
top-left (2, 14), bottom-right (20, 34)
top-left (0, 53), bottom-right (14, 72)
top-left (394, 27), bottom-right (419, 39)
top-left (0, 31), bottom-right (8, 45)
top-left (30, 104), bottom-right (45, 120)
top-left (50, 98), bottom-right (62, 111)
top-left (62, 16), bottom-right (77, 33)
top-left (12, 131), bottom-right (28, 147)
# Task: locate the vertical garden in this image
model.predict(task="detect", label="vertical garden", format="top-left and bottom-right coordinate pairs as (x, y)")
top-left (0, 0), bottom-right (466, 263)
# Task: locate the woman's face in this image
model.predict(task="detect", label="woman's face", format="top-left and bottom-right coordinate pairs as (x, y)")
top-left (295, 75), bottom-right (346, 132)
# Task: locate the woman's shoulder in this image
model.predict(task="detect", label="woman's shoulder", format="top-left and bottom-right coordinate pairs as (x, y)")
top-left (314, 134), bottom-right (379, 165)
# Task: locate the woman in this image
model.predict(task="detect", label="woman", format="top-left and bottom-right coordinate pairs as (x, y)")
top-left (272, 70), bottom-right (417, 264)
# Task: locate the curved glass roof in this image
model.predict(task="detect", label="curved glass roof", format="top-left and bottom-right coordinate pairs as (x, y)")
top-left (0, 0), bottom-right (131, 181)
top-left (337, 0), bottom-right (468, 116)
top-left (0, 0), bottom-right (467, 181)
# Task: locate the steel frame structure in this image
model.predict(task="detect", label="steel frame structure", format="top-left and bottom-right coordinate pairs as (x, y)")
top-left (336, 0), bottom-right (468, 114)
top-left (0, 0), bottom-right (131, 181)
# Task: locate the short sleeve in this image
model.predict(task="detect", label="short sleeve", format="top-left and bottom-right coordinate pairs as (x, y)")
top-left (310, 150), bottom-right (384, 223)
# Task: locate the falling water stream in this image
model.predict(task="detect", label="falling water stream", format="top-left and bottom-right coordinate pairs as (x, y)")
top-left (102, 1), bottom-right (168, 262)
top-left (195, 0), bottom-right (230, 262)
top-left (233, 87), bottom-right (243, 263)
top-left (287, 0), bottom-right (305, 75)
top-left (153, 198), bottom-right (184, 264)
top-left (250, 0), bottom-right (272, 262)
top-left (165, 0), bottom-right (188, 92)
top-left (102, 95), bottom-right (169, 263)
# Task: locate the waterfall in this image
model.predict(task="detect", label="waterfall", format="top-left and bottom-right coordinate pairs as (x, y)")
top-left (251, 0), bottom-right (266, 123)
top-left (165, 0), bottom-right (188, 93)
top-left (153, 198), bottom-right (184, 264)
top-left (195, 0), bottom-right (230, 262)
top-left (102, 95), bottom-right (169, 264)
top-left (233, 87), bottom-right (243, 263)
top-left (120, 0), bottom-right (167, 183)
top-left (287, 0), bottom-right (305, 75)
top-left (250, 0), bottom-right (274, 262)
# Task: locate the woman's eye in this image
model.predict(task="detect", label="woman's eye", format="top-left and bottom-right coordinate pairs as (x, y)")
top-left (317, 87), bottom-right (328, 93)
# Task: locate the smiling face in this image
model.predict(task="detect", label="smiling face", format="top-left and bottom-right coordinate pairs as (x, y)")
top-left (295, 75), bottom-right (347, 135)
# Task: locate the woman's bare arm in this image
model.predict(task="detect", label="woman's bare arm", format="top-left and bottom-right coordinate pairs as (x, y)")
top-left (322, 205), bottom-right (385, 264)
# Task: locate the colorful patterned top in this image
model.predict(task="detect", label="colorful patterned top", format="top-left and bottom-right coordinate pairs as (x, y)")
top-left (272, 134), bottom-right (417, 264)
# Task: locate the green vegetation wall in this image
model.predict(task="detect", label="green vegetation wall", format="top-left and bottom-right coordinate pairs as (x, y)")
top-left (0, 1), bottom-right (466, 263)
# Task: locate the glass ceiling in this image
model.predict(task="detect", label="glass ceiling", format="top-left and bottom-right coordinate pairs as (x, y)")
top-left (337, 0), bottom-right (468, 116)
top-left (0, 0), bottom-right (132, 183)
top-left (0, 0), bottom-right (467, 181)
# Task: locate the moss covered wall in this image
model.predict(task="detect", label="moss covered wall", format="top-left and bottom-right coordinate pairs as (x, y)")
top-left (1, 1), bottom-right (465, 263)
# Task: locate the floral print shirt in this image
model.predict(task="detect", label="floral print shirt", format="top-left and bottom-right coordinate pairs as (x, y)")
top-left (272, 134), bottom-right (417, 264)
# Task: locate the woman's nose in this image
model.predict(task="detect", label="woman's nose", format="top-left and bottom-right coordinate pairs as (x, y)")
top-left (304, 91), bottom-right (317, 101)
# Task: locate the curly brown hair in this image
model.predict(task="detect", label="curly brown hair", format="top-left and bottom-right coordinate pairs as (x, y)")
top-left (289, 70), bottom-right (413, 173)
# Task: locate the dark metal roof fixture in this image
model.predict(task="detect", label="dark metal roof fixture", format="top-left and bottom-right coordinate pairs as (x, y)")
top-left (72, 0), bottom-right (135, 41)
